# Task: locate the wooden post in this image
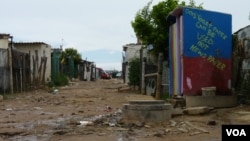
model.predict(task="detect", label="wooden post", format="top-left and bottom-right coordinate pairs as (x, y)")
top-left (20, 55), bottom-right (23, 92)
top-left (140, 48), bottom-right (146, 94)
top-left (141, 61), bottom-right (146, 94)
top-left (156, 53), bottom-right (164, 100)
top-left (28, 51), bottom-right (31, 85)
top-left (38, 57), bottom-right (43, 83)
top-left (23, 54), bottom-right (26, 91)
top-left (8, 36), bottom-right (13, 94)
top-left (42, 57), bottom-right (47, 83)
top-left (32, 55), bottom-right (36, 83)
top-left (8, 46), bottom-right (14, 94)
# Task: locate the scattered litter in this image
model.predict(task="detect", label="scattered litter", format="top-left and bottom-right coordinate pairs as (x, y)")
top-left (109, 123), bottom-right (116, 127)
top-left (207, 120), bottom-right (216, 125)
top-left (189, 131), bottom-right (202, 136)
top-left (184, 121), bottom-right (209, 133)
top-left (97, 133), bottom-right (106, 136)
top-left (34, 107), bottom-right (42, 110)
top-left (48, 88), bottom-right (59, 94)
top-left (177, 127), bottom-right (188, 133)
top-left (144, 125), bottom-right (151, 128)
top-left (52, 89), bottom-right (59, 94)
top-left (165, 129), bottom-right (171, 133)
top-left (6, 108), bottom-right (13, 111)
top-left (170, 120), bottom-right (177, 127)
top-left (79, 121), bottom-right (93, 126)
top-left (117, 108), bottom-right (122, 113)
top-left (104, 106), bottom-right (112, 112)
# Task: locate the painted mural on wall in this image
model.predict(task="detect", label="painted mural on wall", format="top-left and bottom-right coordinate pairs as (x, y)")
top-left (146, 77), bottom-right (156, 96)
top-left (169, 7), bottom-right (232, 96)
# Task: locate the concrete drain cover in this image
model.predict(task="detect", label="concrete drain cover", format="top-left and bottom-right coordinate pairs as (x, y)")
top-left (122, 100), bottom-right (173, 122)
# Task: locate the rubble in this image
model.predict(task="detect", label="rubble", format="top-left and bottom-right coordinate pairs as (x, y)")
top-left (183, 106), bottom-right (214, 115)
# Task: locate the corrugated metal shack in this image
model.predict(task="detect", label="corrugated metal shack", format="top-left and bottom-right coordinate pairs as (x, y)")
top-left (167, 7), bottom-right (232, 96)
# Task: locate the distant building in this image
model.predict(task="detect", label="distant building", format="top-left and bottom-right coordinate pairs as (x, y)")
top-left (122, 43), bottom-right (142, 84)
top-left (0, 34), bottom-right (11, 92)
top-left (79, 60), bottom-right (96, 81)
top-left (233, 25), bottom-right (250, 90)
top-left (0, 34), bottom-right (10, 49)
top-left (234, 25), bottom-right (250, 72)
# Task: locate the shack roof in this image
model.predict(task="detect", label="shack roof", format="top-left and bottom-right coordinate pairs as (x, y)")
top-left (0, 33), bottom-right (11, 39)
top-left (14, 42), bottom-right (49, 46)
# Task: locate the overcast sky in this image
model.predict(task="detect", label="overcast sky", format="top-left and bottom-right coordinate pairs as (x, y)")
top-left (1, 0), bottom-right (249, 71)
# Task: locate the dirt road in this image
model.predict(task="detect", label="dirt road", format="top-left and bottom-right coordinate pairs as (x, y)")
top-left (0, 79), bottom-right (250, 141)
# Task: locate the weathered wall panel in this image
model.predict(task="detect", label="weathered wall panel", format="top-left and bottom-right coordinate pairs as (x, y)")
top-left (0, 49), bottom-right (10, 93)
top-left (236, 25), bottom-right (250, 72)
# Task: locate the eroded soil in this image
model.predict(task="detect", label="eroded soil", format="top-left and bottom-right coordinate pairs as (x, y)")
top-left (0, 79), bottom-right (250, 141)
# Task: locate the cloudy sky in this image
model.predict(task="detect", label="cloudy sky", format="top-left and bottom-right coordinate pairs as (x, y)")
top-left (1, 0), bottom-right (249, 71)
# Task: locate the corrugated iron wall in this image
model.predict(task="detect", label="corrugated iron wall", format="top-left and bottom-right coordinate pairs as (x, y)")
top-left (169, 7), bottom-right (232, 96)
top-left (0, 49), bottom-right (9, 93)
top-left (12, 50), bottom-right (30, 92)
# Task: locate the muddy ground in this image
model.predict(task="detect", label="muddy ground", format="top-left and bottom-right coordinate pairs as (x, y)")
top-left (0, 78), bottom-right (250, 141)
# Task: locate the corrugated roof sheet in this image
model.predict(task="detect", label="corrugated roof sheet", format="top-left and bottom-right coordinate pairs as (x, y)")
top-left (0, 33), bottom-right (10, 39)
top-left (14, 42), bottom-right (49, 45)
top-left (0, 33), bottom-right (10, 36)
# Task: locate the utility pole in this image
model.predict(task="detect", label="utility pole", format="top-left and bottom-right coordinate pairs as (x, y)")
top-left (140, 47), bottom-right (145, 94)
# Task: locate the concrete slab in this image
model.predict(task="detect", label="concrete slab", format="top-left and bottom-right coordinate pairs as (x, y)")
top-left (185, 95), bottom-right (237, 108)
top-left (172, 108), bottom-right (184, 116)
top-left (183, 106), bottom-right (213, 115)
top-left (122, 100), bottom-right (173, 122)
top-left (167, 98), bottom-right (186, 108)
top-left (128, 100), bottom-right (166, 105)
